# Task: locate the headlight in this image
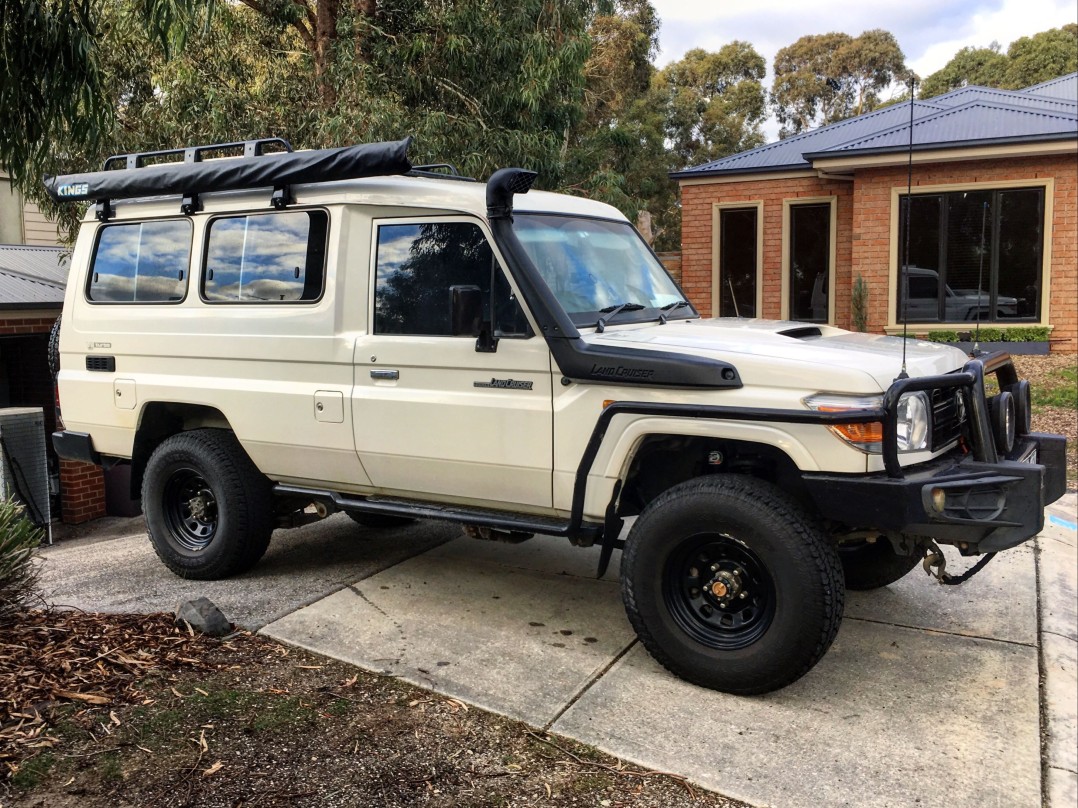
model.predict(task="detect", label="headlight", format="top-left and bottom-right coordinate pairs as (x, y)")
top-left (804, 391), bottom-right (930, 453)
top-left (895, 392), bottom-right (930, 452)
top-left (804, 393), bottom-right (884, 452)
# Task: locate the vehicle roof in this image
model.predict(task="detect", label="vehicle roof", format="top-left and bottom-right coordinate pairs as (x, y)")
top-left (83, 171), bottom-right (629, 224)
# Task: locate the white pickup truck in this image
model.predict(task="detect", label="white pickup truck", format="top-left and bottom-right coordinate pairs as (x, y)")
top-left (48, 138), bottom-right (1066, 694)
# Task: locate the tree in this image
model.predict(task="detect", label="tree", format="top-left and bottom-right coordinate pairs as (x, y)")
top-left (918, 44), bottom-right (1008, 97)
top-left (920, 25), bottom-right (1077, 98)
top-left (1002, 24), bottom-right (1078, 88)
top-left (771, 30), bottom-right (906, 137)
top-left (0, 0), bottom-right (109, 185)
top-left (658, 43), bottom-right (767, 166)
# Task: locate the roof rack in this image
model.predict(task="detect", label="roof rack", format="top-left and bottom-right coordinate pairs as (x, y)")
top-left (408, 162), bottom-right (478, 182)
top-left (44, 137), bottom-right (414, 222)
top-left (102, 138), bottom-right (293, 171)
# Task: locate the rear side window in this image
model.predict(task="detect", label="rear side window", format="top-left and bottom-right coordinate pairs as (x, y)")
top-left (87, 220), bottom-right (191, 302)
top-left (203, 210), bottom-right (328, 302)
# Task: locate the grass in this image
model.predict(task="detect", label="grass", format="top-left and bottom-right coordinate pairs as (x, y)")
top-left (1032, 366), bottom-right (1077, 411)
top-left (10, 753), bottom-right (54, 789)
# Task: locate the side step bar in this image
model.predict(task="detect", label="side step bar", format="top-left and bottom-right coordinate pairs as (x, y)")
top-left (273, 484), bottom-right (603, 541)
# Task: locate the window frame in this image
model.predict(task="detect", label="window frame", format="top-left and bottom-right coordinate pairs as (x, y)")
top-left (199, 206), bottom-right (330, 305)
top-left (886, 178), bottom-right (1055, 332)
top-left (711, 201), bottom-right (763, 319)
top-left (369, 214), bottom-right (536, 339)
top-left (781, 196), bottom-right (837, 324)
top-left (85, 217), bottom-right (194, 305)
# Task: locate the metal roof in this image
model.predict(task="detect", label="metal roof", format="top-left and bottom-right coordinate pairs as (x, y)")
top-left (0, 245), bottom-right (68, 310)
top-left (674, 72), bottom-right (1078, 179)
top-left (806, 100), bottom-right (1078, 157)
top-left (1023, 73), bottom-right (1078, 100)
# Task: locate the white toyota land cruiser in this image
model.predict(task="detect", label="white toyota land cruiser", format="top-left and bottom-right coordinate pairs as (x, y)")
top-left (48, 138), bottom-right (1066, 694)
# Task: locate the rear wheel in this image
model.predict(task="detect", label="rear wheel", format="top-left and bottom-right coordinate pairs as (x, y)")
top-left (621, 475), bottom-right (844, 694)
top-left (143, 429), bottom-right (273, 579)
top-left (838, 540), bottom-right (920, 590)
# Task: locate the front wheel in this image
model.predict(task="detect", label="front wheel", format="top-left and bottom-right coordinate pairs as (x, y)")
top-left (143, 429), bottom-right (274, 579)
top-left (621, 475), bottom-right (844, 694)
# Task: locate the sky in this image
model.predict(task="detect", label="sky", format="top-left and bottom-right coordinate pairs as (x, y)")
top-left (649, 0), bottom-right (1078, 138)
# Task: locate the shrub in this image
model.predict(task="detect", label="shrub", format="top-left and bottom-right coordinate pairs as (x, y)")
top-left (0, 499), bottom-right (44, 625)
top-left (924, 326), bottom-right (1050, 343)
top-left (851, 275), bottom-right (868, 333)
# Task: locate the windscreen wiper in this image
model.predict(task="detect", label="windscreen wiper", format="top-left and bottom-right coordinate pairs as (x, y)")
top-left (658, 299), bottom-right (690, 324)
top-left (596, 302), bottom-right (645, 332)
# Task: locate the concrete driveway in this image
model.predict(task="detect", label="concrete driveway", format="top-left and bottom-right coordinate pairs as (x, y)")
top-left (40, 496), bottom-right (1077, 808)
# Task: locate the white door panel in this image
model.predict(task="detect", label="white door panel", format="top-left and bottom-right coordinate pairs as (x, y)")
top-left (353, 336), bottom-right (553, 509)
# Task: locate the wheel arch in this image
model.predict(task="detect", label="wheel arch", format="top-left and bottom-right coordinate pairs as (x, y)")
top-left (608, 425), bottom-right (814, 517)
top-left (130, 402), bottom-right (234, 498)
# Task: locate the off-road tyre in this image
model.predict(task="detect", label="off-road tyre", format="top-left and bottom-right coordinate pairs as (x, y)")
top-left (621, 474), bottom-right (844, 695)
top-left (838, 540), bottom-right (920, 590)
top-left (346, 512), bottom-right (416, 529)
top-left (142, 429), bottom-right (274, 579)
top-left (48, 315), bottom-right (62, 378)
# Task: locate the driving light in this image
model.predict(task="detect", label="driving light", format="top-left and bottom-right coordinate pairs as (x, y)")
top-left (1007, 380), bottom-right (1031, 436)
top-left (989, 391), bottom-right (1016, 455)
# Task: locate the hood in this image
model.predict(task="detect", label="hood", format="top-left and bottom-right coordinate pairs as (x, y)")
top-left (587, 318), bottom-right (968, 393)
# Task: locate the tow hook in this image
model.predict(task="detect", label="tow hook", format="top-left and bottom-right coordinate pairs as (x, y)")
top-left (921, 539), bottom-right (997, 586)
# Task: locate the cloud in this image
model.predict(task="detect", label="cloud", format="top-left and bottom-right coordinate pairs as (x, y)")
top-left (650, 0), bottom-right (1076, 140)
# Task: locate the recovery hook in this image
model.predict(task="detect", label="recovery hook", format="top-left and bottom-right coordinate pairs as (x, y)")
top-left (921, 540), bottom-right (998, 586)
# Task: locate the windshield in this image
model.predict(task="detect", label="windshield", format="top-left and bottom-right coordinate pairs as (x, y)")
top-left (513, 214), bottom-right (692, 326)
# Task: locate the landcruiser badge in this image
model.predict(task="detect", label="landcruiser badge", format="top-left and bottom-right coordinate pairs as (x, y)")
top-left (474, 378), bottom-right (533, 391)
top-left (589, 364), bottom-right (654, 380)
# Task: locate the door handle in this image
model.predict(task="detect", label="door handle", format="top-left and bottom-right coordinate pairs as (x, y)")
top-left (370, 369), bottom-right (399, 381)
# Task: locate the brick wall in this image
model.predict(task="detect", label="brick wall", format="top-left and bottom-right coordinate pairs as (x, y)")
top-left (0, 309), bottom-right (107, 524)
top-left (58, 459), bottom-right (106, 524)
top-left (679, 175), bottom-right (854, 318)
top-left (679, 153), bottom-right (1076, 350)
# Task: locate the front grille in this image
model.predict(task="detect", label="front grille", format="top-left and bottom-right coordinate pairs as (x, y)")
top-left (930, 387), bottom-right (965, 451)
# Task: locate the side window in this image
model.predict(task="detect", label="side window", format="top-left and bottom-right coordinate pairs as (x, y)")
top-left (203, 210), bottom-right (328, 302)
top-left (87, 220), bottom-right (191, 302)
top-left (374, 221), bottom-right (528, 337)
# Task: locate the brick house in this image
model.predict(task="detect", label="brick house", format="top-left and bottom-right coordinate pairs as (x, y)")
top-left (1, 174), bottom-right (108, 524)
top-left (672, 73), bottom-right (1078, 352)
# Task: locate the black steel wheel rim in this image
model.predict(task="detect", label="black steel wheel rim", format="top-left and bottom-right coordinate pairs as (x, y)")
top-left (663, 533), bottom-right (776, 650)
top-left (163, 467), bottom-right (218, 551)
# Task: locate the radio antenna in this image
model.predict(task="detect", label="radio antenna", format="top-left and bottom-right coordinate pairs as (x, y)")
top-left (897, 74), bottom-right (916, 381)
top-left (972, 199), bottom-right (989, 354)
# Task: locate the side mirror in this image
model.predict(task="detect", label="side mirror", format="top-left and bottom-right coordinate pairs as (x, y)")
top-left (449, 285), bottom-right (498, 352)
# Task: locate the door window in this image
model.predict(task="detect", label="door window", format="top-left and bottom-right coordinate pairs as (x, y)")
top-left (373, 221), bottom-right (528, 337)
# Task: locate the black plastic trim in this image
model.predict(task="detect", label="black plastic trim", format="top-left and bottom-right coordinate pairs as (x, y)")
top-left (52, 431), bottom-right (101, 465)
top-left (86, 355), bottom-right (115, 372)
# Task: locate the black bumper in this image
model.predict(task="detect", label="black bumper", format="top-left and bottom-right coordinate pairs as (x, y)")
top-left (803, 432), bottom-right (1067, 553)
top-left (52, 430), bottom-right (101, 465)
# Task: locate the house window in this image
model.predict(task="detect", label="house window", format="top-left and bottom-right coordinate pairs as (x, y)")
top-left (788, 203), bottom-right (831, 323)
top-left (718, 208), bottom-right (757, 317)
top-left (898, 188), bottom-right (1043, 323)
